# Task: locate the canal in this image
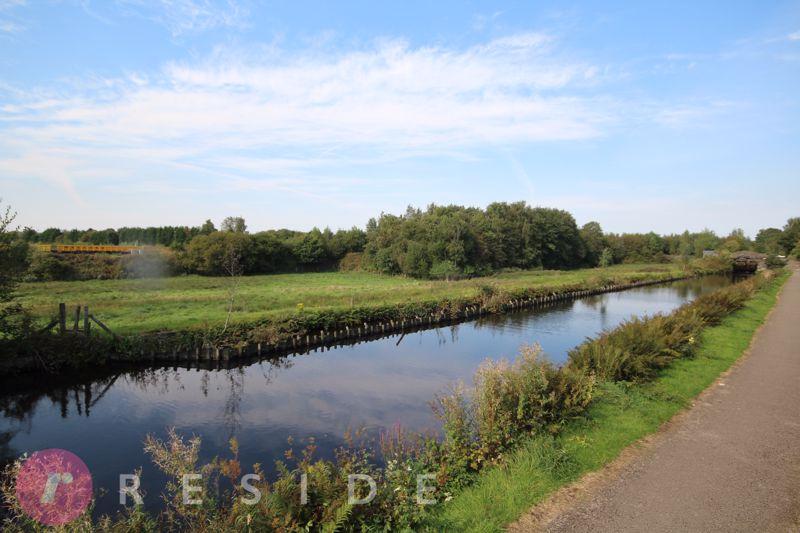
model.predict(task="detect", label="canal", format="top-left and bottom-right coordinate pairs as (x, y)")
top-left (0, 274), bottom-right (734, 516)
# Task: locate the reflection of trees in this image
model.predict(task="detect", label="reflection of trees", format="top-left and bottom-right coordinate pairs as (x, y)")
top-left (0, 355), bottom-right (296, 466)
top-left (0, 374), bottom-right (116, 466)
top-left (222, 369), bottom-right (245, 440)
top-left (472, 300), bottom-right (576, 335)
top-left (575, 293), bottom-right (607, 310)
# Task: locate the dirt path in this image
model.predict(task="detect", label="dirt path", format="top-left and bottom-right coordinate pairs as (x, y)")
top-left (512, 265), bottom-right (800, 533)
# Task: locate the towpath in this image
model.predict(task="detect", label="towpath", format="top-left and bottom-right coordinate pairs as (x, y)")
top-left (512, 264), bottom-right (800, 532)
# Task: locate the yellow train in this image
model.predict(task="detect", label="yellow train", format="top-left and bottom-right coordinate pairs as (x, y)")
top-left (35, 244), bottom-right (144, 254)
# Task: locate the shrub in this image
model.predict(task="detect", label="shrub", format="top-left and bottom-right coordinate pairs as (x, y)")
top-left (765, 254), bottom-right (787, 269)
top-left (598, 247), bottom-right (614, 267)
top-left (429, 260), bottom-right (460, 280)
top-left (568, 273), bottom-right (766, 382)
top-left (25, 249), bottom-right (179, 281)
top-left (432, 345), bottom-right (595, 481)
top-left (338, 251), bottom-right (363, 271)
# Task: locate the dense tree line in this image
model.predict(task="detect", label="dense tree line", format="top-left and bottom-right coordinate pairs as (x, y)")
top-left (362, 204), bottom-right (800, 279)
top-left (363, 203), bottom-right (586, 278)
top-left (19, 221), bottom-right (217, 248)
top-left (12, 205), bottom-right (800, 281)
top-left (181, 226), bottom-right (366, 276)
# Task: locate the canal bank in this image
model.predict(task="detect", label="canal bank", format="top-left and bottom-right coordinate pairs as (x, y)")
top-left (433, 270), bottom-right (789, 531)
top-left (2, 262), bottom-right (730, 374)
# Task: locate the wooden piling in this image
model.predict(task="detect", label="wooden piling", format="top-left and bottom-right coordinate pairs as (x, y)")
top-left (58, 303), bottom-right (66, 334)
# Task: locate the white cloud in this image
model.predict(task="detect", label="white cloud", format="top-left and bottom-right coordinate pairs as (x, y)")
top-left (788, 31), bottom-right (800, 41)
top-left (0, 33), bottom-right (616, 198)
top-left (1, 32), bottom-right (726, 209)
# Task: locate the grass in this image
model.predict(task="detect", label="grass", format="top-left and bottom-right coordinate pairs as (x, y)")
top-left (425, 269), bottom-right (789, 532)
top-left (16, 263), bottom-right (686, 335)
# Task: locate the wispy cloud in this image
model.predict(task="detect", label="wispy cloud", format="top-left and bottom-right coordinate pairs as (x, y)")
top-left (117, 0), bottom-right (249, 36)
top-left (0, 32), bottom-right (720, 202)
top-left (0, 0), bottom-right (25, 35)
top-left (788, 31), bottom-right (800, 42)
top-left (0, 19), bottom-right (22, 33)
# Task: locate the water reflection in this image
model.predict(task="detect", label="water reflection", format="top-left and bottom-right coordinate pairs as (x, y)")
top-left (0, 275), bottom-right (734, 515)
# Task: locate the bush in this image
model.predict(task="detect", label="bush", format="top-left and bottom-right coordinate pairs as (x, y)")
top-left (598, 247), bottom-right (614, 267)
top-left (765, 254), bottom-right (787, 269)
top-left (338, 251), bottom-right (363, 272)
top-left (429, 260), bottom-right (460, 280)
top-left (25, 249), bottom-right (180, 281)
top-left (25, 251), bottom-right (122, 281)
top-left (568, 273), bottom-right (766, 382)
top-left (432, 345), bottom-right (595, 479)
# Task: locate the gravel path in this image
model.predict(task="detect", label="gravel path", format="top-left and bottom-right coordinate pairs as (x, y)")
top-left (514, 265), bottom-right (800, 533)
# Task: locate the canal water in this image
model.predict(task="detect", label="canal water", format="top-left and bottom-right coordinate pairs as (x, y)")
top-left (0, 275), bottom-right (734, 516)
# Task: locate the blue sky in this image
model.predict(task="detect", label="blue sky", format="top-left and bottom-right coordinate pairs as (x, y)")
top-left (1, 1), bottom-right (798, 236)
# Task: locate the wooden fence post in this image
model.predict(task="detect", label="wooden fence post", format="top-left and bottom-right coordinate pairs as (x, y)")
top-left (58, 303), bottom-right (66, 335)
top-left (83, 305), bottom-right (90, 335)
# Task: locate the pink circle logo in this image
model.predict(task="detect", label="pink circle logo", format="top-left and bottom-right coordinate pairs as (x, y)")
top-left (15, 449), bottom-right (93, 526)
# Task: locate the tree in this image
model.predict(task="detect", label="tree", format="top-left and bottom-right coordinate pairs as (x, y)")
top-left (719, 228), bottom-right (750, 253)
top-left (754, 228), bottom-right (784, 255)
top-left (181, 232), bottom-right (254, 276)
top-left (221, 217), bottom-right (247, 233)
top-left (221, 241), bottom-right (244, 333)
top-left (692, 229), bottom-right (719, 257)
top-left (0, 200), bottom-right (31, 340)
top-left (291, 229), bottom-right (327, 266)
top-left (200, 219), bottom-right (216, 235)
top-left (579, 222), bottom-right (605, 266)
top-left (598, 247), bottom-right (614, 267)
top-left (781, 218), bottom-right (800, 255)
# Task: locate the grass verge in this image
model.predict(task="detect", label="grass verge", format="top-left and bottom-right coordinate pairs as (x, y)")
top-left (426, 270), bottom-right (790, 532)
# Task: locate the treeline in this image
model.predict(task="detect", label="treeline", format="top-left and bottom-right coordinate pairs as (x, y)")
top-left (24, 225), bottom-right (367, 281)
top-left (363, 204), bottom-right (587, 278)
top-left (15, 205), bottom-right (800, 281)
top-left (18, 220), bottom-right (218, 247)
top-left (362, 203), bottom-right (799, 278)
top-left (180, 226), bottom-right (366, 276)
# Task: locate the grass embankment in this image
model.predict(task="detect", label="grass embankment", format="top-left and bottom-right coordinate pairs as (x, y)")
top-left (429, 270), bottom-right (789, 531)
top-left (18, 263), bottom-right (699, 335)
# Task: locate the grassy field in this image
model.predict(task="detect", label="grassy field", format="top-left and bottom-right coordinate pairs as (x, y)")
top-left (16, 263), bottom-right (686, 335)
top-left (425, 269), bottom-right (789, 531)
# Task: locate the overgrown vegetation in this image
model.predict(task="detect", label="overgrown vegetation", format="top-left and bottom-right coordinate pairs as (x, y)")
top-left (0, 202), bottom-right (31, 341)
top-left (1, 266), bottom-right (782, 531)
